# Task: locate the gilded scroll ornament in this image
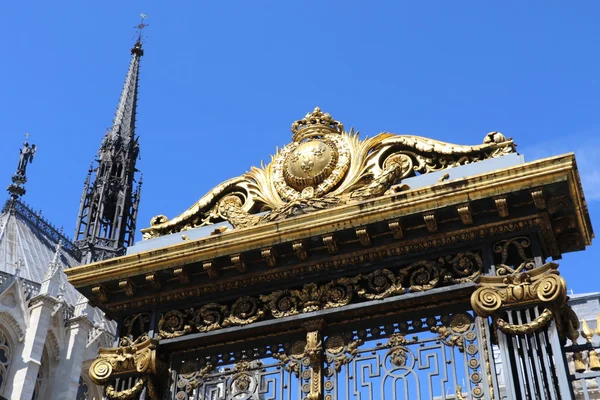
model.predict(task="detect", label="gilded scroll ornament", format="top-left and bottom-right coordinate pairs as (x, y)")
top-left (192, 303), bottom-right (228, 332)
top-left (175, 364), bottom-right (215, 397)
top-left (89, 337), bottom-right (161, 385)
top-left (158, 310), bottom-right (192, 339)
top-left (158, 251), bottom-right (484, 339)
top-left (226, 296), bottom-right (264, 326)
top-left (121, 313), bottom-right (151, 345)
top-left (356, 269), bottom-right (403, 300)
top-left (471, 262), bottom-right (578, 336)
top-left (142, 107), bottom-right (516, 238)
top-left (273, 340), bottom-right (306, 377)
top-left (324, 335), bottom-right (363, 373)
top-left (89, 337), bottom-right (163, 399)
top-left (493, 236), bottom-right (535, 276)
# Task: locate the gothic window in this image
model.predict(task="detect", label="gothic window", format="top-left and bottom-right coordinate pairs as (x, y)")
top-left (32, 347), bottom-right (49, 400)
top-left (76, 375), bottom-right (89, 400)
top-left (0, 331), bottom-right (12, 391)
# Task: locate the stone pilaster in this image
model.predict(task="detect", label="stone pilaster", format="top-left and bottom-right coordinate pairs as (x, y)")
top-left (49, 315), bottom-right (94, 400)
top-left (8, 296), bottom-right (55, 400)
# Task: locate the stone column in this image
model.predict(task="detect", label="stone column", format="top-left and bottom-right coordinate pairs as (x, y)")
top-left (8, 296), bottom-right (55, 400)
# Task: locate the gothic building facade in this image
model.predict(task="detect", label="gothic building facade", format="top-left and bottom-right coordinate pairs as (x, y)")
top-left (0, 33), bottom-right (144, 399)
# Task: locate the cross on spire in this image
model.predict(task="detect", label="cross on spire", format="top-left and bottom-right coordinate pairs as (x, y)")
top-left (135, 13), bottom-right (148, 42)
top-left (24, 132), bottom-right (30, 141)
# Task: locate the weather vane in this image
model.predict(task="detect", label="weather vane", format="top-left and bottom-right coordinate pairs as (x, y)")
top-left (135, 13), bottom-right (148, 42)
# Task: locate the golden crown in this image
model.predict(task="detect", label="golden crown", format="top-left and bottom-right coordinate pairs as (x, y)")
top-left (291, 107), bottom-right (344, 142)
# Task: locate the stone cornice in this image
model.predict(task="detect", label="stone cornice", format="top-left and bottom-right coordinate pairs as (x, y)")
top-left (29, 293), bottom-right (59, 309)
top-left (66, 315), bottom-right (94, 330)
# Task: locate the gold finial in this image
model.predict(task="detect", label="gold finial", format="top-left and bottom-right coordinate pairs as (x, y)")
top-left (291, 107), bottom-right (344, 142)
top-left (573, 352), bottom-right (586, 373)
top-left (596, 314), bottom-right (600, 337)
top-left (582, 319), bottom-right (594, 343)
top-left (590, 350), bottom-right (600, 371)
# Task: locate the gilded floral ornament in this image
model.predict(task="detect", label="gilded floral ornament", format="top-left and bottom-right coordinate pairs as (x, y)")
top-left (157, 251), bottom-right (484, 339)
top-left (324, 334), bottom-right (363, 373)
top-left (142, 107), bottom-right (516, 238)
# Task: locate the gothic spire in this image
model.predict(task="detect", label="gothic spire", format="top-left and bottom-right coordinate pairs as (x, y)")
top-left (6, 133), bottom-right (37, 200)
top-left (74, 18), bottom-right (146, 264)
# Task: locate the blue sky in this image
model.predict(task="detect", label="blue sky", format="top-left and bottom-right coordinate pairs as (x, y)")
top-left (0, 1), bottom-right (598, 292)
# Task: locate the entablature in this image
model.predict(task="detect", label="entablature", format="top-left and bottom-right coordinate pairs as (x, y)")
top-left (65, 153), bottom-right (593, 317)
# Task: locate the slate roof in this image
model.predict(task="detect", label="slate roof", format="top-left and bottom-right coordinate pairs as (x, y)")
top-left (0, 199), bottom-right (113, 330)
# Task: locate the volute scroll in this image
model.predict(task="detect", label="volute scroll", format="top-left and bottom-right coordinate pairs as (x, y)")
top-left (142, 107), bottom-right (516, 239)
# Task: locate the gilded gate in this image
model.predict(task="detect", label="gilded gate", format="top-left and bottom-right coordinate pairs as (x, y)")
top-left (66, 107), bottom-right (594, 400)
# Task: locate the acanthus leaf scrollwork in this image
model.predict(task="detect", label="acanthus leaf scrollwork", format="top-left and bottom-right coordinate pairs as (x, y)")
top-left (493, 236), bottom-right (536, 276)
top-left (142, 107), bottom-right (516, 238)
top-left (89, 336), bottom-right (164, 400)
top-left (471, 262), bottom-right (580, 337)
top-left (158, 252), bottom-right (484, 339)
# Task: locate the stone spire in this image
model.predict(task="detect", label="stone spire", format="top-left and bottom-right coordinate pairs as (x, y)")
top-left (6, 133), bottom-right (37, 200)
top-left (74, 20), bottom-right (146, 264)
top-left (40, 240), bottom-right (63, 297)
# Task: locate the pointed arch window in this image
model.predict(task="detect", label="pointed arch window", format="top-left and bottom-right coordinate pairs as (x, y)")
top-left (0, 331), bottom-right (12, 391)
top-left (32, 347), bottom-right (49, 400)
top-left (76, 375), bottom-right (89, 400)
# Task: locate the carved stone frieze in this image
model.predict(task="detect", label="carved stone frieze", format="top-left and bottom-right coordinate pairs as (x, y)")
top-left (142, 107), bottom-right (515, 238)
top-left (121, 313), bottom-right (151, 345)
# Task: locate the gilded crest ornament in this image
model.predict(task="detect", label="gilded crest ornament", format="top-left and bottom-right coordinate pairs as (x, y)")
top-left (142, 107), bottom-right (516, 238)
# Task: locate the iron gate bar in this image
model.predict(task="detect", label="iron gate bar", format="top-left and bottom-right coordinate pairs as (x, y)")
top-left (530, 307), bottom-right (558, 400)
